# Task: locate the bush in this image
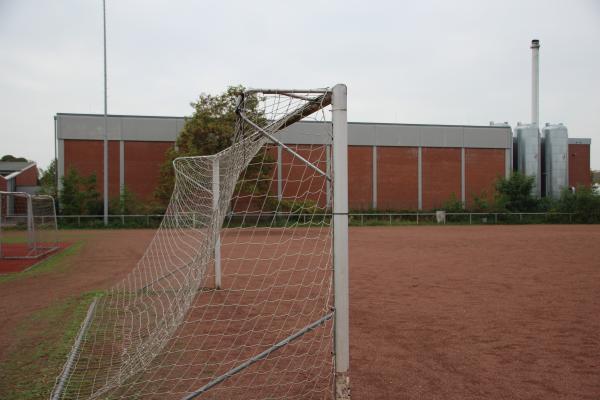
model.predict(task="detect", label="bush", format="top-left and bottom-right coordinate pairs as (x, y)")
top-left (495, 172), bottom-right (539, 212)
top-left (557, 186), bottom-right (600, 223)
top-left (470, 191), bottom-right (490, 212)
top-left (442, 193), bottom-right (464, 212)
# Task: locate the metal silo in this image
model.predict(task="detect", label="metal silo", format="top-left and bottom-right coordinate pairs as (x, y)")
top-left (543, 123), bottom-right (569, 198)
top-left (515, 123), bottom-right (541, 197)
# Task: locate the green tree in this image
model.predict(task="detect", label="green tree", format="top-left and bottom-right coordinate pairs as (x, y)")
top-left (155, 85), bottom-right (270, 205)
top-left (59, 168), bottom-right (101, 215)
top-left (495, 172), bottom-right (539, 212)
top-left (1, 154), bottom-right (27, 162)
top-left (38, 159), bottom-right (57, 197)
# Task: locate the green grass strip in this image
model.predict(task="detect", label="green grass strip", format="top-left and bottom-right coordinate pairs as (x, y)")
top-left (0, 292), bottom-right (102, 400)
top-left (0, 242), bottom-right (83, 284)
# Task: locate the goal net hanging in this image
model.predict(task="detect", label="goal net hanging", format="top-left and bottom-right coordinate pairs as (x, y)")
top-left (0, 191), bottom-right (58, 259)
top-left (52, 85), bottom-right (349, 400)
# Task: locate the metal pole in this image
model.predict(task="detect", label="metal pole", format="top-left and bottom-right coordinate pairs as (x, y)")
top-left (102, 0), bottom-right (109, 226)
top-left (417, 147), bottom-right (423, 210)
top-left (0, 194), bottom-right (3, 258)
top-left (213, 158), bottom-right (221, 290)
top-left (531, 39), bottom-right (540, 127)
top-left (332, 84), bottom-right (350, 399)
top-left (26, 195), bottom-right (35, 254)
top-left (372, 145), bottom-right (377, 209)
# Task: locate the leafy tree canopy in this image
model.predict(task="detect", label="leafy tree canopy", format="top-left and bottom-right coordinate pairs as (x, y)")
top-left (38, 159), bottom-right (57, 197)
top-left (155, 85), bottom-right (266, 204)
top-left (59, 168), bottom-right (101, 215)
top-left (1, 154), bottom-right (28, 162)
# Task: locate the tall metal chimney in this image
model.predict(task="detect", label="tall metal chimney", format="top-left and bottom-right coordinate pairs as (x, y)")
top-left (531, 39), bottom-right (540, 127)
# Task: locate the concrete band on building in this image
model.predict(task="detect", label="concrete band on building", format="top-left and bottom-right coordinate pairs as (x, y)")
top-left (55, 113), bottom-right (591, 211)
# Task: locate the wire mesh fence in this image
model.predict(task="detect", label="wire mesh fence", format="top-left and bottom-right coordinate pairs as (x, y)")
top-left (55, 211), bottom-right (576, 228)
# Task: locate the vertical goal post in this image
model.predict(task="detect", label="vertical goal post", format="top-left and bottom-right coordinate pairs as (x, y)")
top-left (51, 84), bottom-right (350, 400)
top-left (332, 84), bottom-right (350, 399)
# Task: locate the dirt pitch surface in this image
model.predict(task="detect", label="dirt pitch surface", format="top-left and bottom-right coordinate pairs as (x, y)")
top-left (1, 226), bottom-right (599, 399)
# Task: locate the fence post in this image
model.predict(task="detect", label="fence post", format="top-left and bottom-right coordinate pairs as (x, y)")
top-left (360, 215), bottom-right (363, 226)
top-left (121, 215), bottom-right (125, 225)
top-left (495, 213), bottom-right (498, 224)
top-left (469, 213), bottom-right (472, 225)
top-left (146, 215), bottom-right (150, 226)
top-left (416, 213), bottom-right (419, 225)
top-left (78, 216), bottom-right (81, 227)
top-left (519, 213), bottom-right (523, 222)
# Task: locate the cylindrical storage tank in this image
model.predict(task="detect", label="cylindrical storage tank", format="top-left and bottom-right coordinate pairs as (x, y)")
top-left (543, 123), bottom-right (569, 198)
top-left (515, 123), bottom-right (541, 197)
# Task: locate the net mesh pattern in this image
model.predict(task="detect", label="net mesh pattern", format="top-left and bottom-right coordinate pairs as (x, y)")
top-left (53, 89), bottom-right (335, 399)
top-left (0, 192), bottom-right (58, 259)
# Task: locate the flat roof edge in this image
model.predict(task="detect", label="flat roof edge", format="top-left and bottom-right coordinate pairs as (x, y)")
top-left (55, 113), bottom-right (510, 129)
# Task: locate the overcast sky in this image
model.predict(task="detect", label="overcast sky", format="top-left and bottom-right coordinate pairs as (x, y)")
top-left (1, 0), bottom-right (599, 170)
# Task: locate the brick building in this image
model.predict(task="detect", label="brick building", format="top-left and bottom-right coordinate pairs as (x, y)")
top-left (0, 161), bottom-right (39, 194)
top-left (55, 113), bottom-right (591, 211)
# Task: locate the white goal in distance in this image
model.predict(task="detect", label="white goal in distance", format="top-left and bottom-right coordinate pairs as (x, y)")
top-left (0, 191), bottom-right (58, 259)
top-left (51, 84), bottom-right (350, 400)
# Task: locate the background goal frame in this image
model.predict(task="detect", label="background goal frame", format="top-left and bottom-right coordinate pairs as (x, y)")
top-left (0, 191), bottom-right (58, 259)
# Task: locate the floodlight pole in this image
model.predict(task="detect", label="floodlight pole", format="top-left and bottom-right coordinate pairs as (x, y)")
top-left (332, 84), bottom-right (350, 400)
top-left (102, 0), bottom-right (109, 226)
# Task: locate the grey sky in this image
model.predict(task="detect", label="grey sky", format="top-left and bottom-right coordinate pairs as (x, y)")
top-left (1, 0), bottom-right (599, 170)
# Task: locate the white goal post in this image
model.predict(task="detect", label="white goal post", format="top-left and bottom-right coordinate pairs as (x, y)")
top-left (0, 191), bottom-right (58, 259)
top-left (52, 84), bottom-right (350, 400)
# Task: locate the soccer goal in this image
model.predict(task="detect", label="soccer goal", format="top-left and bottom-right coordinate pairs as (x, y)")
top-left (0, 191), bottom-right (58, 259)
top-left (51, 84), bottom-right (350, 400)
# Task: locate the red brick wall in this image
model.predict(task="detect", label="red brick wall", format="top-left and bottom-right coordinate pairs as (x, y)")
top-left (568, 144), bottom-right (591, 188)
top-left (279, 145), bottom-right (328, 208)
top-left (377, 147), bottom-right (418, 210)
top-left (64, 140), bottom-right (120, 199)
top-left (0, 177), bottom-right (7, 192)
top-left (465, 148), bottom-right (505, 207)
top-left (422, 148), bottom-right (461, 210)
top-left (125, 141), bottom-right (173, 200)
top-left (349, 146), bottom-right (372, 210)
top-left (15, 165), bottom-right (38, 186)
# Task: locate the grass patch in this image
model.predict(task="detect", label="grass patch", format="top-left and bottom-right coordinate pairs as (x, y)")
top-left (0, 292), bottom-right (101, 400)
top-left (0, 242), bottom-right (83, 284)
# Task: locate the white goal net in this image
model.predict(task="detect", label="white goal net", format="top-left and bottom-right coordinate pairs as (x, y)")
top-left (0, 191), bottom-right (58, 259)
top-left (52, 85), bottom-right (349, 400)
